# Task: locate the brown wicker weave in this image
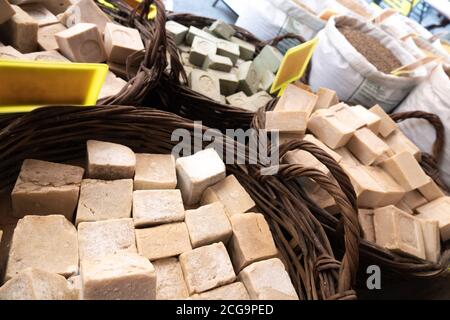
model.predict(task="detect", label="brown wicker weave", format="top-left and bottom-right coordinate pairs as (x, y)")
top-left (0, 105), bottom-right (360, 300)
top-left (253, 100), bottom-right (450, 278)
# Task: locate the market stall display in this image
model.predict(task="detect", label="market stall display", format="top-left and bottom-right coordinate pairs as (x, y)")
top-left (253, 84), bottom-right (450, 277)
top-left (0, 106), bottom-right (360, 300)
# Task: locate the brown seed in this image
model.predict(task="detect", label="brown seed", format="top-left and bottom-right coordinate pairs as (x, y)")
top-left (338, 27), bottom-right (402, 74)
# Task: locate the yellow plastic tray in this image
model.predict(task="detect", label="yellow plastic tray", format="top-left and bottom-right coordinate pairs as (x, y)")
top-left (0, 60), bottom-right (108, 113)
top-left (103, 0), bottom-right (157, 20)
top-left (270, 37), bottom-right (318, 95)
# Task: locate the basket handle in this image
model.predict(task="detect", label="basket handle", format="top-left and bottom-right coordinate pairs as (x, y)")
top-left (263, 33), bottom-right (306, 48)
top-left (390, 111), bottom-right (445, 163)
top-left (390, 111), bottom-right (449, 192)
top-left (276, 140), bottom-right (360, 294)
top-left (99, 0), bottom-right (186, 104)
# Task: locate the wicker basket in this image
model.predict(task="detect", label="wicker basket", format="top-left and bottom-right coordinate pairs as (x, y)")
top-left (253, 100), bottom-right (450, 278)
top-left (97, 0), bottom-right (307, 131)
top-left (159, 12), bottom-right (306, 131)
top-left (0, 105), bottom-right (360, 300)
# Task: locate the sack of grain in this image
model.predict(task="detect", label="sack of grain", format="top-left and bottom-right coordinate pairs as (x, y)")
top-left (396, 64), bottom-right (450, 187)
top-left (309, 16), bottom-right (427, 112)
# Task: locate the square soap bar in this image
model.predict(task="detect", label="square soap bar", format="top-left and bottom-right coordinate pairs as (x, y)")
top-left (191, 282), bottom-right (250, 300)
top-left (384, 129), bottom-right (421, 161)
top-left (358, 209), bottom-right (375, 242)
top-left (216, 39), bottom-right (240, 64)
top-left (56, 23), bottom-right (106, 62)
top-left (209, 20), bottom-right (235, 40)
top-left (132, 189), bottom-right (185, 227)
top-left (166, 20), bottom-right (188, 45)
top-left (11, 159), bottom-right (84, 220)
top-left (350, 105), bottom-right (381, 134)
top-left (347, 127), bottom-right (392, 165)
top-left (6, 215), bottom-right (79, 281)
top-left (308, 110), bottom-right (355, 149)
top-left (136, 222), bottom-right (192, 261)
top-left (239, 258), bottom-right (299, 300)
top-left (21, 3), bottom-right (58, 27)
top-left (420, 219), bottom-right (441, 263)
top-left (185, 202), bottom-right (232, 248)
top-left (230, 36), bottom-right (255, 61)
top-left (180, 242), bottom-right (236, 294)
top-left (274, 84), bottom-right (317, 117)
top-left (189, 69), bottom-right (222, 102)
top-left (81, 252), bottom-right (156, 300)
top-left (37, 23), bottom-right (66, 51)
top-left (201, 174), bottom-right (255, 217)
top-left (0, 268), bottom-right (76, 300)
top-left (153, 257), bottom-right (189, 300)
top-left (104, 22), bottom-right (144, 64)
top-left (303, 134), bottom-right (342, 163)
top-left (189, 36), bottom-right (217, 67)
top-left (253, 45), bottom-right (283, 74)
top-left (87, 140), bottom-right (136, 180)
top-left (314, 87), bottom-right (339, 110)
top-left (208, 69), bottom-right (239, 96)
top-left (0, 0), bottom-right (15, 25)
top-left (75, 179), bottom-right (133, 225)
top-left (374, 205), bottom-right (425, 259)
top-left (265, 110), bottom-right (307, 134)
top-left (237, 61), bottom-right (259, 95)
top-left (0, 5), bottom-right (38, 53)
top-left (153, 258), bottom-right (189, 300)
top-left (379, 152), bottom-right (430, 191)
top-left (176, 148), bottom-right (226, 205)
top-left (61, 0), bottom-right (111, 33)
top-left (134, 153), bottom-right (177, 190)
top-left (229, 213), bottom-right (278, 272)
top-left (0, 45), bottom-right (24, 59)
top-left (77, 218), bottom-right (137, 261)
top-left (203, 54), bottom-right (233, 72)
top-left (369, 104), bottom-right (397, 138)
top-left (416, 197), bottom-right (450, 241)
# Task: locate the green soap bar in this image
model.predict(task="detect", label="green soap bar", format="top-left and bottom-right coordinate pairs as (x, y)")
top-left (189, 69), bottom-right (221, 102)
top-left (203, 54), bottom-right (233, 72)
top-left (238, 61), bottom-right (260, 96)
top-left (226, 91), bottom-right (248, 107)
top-left (189, 36), bottom-right (217, 67)
top-left (259, 69), bottom-right (275, 92)
top-left (253, 45), bottom-right (283, 74)
top-left (209, 69), bottom-right (239, 96)
top-left (230, 36), bottom-right (255, 61)
top-left (216, 40), bottom-right (240, 65)
top-left (166, 21), bottom-right (189, 45)
top-left (209, 20), bottom-right (235, 40)
top-left (185, 26), bottom-right (219, 45)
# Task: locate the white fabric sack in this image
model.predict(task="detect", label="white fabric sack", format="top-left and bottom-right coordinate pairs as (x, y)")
top-left (396, 64), bottom-right (450, 186)
top-left (271, 0), bottom-right (325, 40)
top-left (380, 14), bottom-right (432, 40)
top-left (235, 1), bottom-right (286, 41)
top-left (309, 16), bottom-right (427, 112)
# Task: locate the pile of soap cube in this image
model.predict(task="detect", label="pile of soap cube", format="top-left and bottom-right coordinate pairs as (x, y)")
top-left (167, 19), bottom-right (285, 111)
top-left (0, 140), bottom-right (299, 300)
